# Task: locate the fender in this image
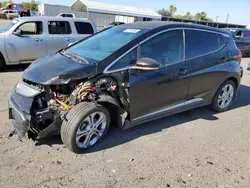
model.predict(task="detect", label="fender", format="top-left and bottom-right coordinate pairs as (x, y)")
top-left (97, 94), bottom-right (128, 128)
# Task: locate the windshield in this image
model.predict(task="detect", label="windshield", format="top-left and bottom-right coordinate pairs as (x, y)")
top-left (65, 26), bottom-right (149, 63)
top-left (0, 19), bottom-right (19, 33)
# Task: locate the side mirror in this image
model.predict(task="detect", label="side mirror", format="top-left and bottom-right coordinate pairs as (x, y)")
top-left (13, 29), bottom-right (22, 37)
top-left (130, 58), bottom-right (160, 71)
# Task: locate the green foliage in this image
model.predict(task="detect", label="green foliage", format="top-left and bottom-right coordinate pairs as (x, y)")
top-left (158, 4), bottom-right (213, 22)
top-left (194, 12), bottom-right (213, 21)
top-left (157, 5), bottom-right (177, 17)
top-left (157, 8), bottom-right (171, 17)
top-left (0, 1), bottom-right (11, 8)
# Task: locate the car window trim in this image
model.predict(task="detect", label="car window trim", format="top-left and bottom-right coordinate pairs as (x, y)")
top-left (48, 21), bottom-right (72, 35)
top-left (104, 28), bottom-right (230, 74)
top-left (16, 21), bottom-right (44, 35)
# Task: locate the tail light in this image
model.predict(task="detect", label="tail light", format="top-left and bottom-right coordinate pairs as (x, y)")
top-left (233, 49), bottom-right (242, 64)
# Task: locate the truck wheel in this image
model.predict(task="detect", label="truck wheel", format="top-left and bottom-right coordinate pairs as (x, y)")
top-left (211, 80), bottom-right (236, 112)
top-left (61, 102), bottom-right (110, 153)
top-left (0, 54), bottom-right (5, 70)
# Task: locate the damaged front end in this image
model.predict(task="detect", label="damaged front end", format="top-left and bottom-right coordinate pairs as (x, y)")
top-left (8, 75), bottom-right (126, 140)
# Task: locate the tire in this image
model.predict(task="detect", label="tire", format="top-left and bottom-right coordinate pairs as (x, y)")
top-left (61, 102), bottom-right (110, 153)
top-left (211, 80), bottom-right (236, 112)
top-left (0, 54), bottom-right (5, 70)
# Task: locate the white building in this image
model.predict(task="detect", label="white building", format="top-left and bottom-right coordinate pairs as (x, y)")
top-left (38, 0), bottom-right (161, 29)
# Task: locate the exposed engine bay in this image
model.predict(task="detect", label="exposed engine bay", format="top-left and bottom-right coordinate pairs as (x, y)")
top-left (26, 76), bottom-right (129, 139)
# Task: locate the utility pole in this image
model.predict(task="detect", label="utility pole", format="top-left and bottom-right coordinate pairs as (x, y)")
top-left (216, 16), bottom-right (219, 22)
top-left (226, 13), bottom-right (229, 23)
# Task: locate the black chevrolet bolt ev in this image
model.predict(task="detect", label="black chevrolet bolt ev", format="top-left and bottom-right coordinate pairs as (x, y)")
top-left (9, 22), bottom-right (243, 153)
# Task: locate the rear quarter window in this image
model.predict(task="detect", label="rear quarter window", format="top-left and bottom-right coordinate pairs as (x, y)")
top-left (74, 22), bottom-right (94, 34)
top-left (185, 30), bottom-right (219, 59)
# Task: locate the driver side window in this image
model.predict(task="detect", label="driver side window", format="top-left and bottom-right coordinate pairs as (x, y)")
top-left (140, 30), bottom-right (184, 66)
top-left (17, 22), bottom-right (43, 35)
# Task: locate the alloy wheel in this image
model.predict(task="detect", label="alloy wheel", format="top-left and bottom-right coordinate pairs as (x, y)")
top-left (76, 112), bottom-right (107, 148)
top-left (217, 84), bottom-right (234, 109)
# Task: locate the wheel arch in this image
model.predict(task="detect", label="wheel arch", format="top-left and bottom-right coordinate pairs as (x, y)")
top-left (226, 76), bottom-right (239, 89)
top-left (97, 95), bottom-right (128, 128)
top-left (0, 51), bottom-right (6, 66)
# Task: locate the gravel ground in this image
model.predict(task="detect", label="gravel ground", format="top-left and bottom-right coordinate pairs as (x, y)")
top-left (1, 54), bottom-right (250, 187)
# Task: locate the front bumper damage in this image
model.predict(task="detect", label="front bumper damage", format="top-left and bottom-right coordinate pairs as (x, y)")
top-left (8, 84), bottom-right (63, 140)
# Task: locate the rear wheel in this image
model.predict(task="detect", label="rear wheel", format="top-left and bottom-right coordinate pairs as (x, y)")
top-left (61, 102), bottom-right (110, 153)
top-left (211, 80), bottom-right (236, 112)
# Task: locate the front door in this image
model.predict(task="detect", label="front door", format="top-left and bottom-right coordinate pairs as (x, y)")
top-left (6, 21), bottom-right (47, 63)
top-left (129, 30), bottom-right (190, 120)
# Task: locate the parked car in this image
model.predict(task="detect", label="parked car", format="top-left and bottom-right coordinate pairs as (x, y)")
top-left (57, 13), bottom-right (76, 18)
top-left (0, 16), bottom-right (97, 69)
top-left (9, 22), bottom-right (243, 153)
top-left (2, 10), bottom-right (19, 19)
top-left (224, 28), bottom-right (250, 56)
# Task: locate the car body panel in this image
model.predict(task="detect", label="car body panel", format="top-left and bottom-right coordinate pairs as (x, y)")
top-left (0, 17), bottom-right (97, 65)
top-left (129, 61), bottom-right (190, 119)
top-left (8, 21), bottom-right (242, 139)
top-left (225, 28), bottom-right (250, 55)
top-left (22, 52), bottom-right (97, 85)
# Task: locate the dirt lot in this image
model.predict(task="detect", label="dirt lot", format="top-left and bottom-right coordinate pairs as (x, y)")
top-left (0, 57), bottom-right (250, 188)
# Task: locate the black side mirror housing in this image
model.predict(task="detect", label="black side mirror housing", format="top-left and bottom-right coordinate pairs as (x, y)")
top-left (13, 29), bottom-right (22, 37)
top-left (130, 58), bottom-right (160, 71)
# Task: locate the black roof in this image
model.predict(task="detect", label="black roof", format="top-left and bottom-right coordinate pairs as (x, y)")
top-left (123, 21), bottom-right (231, 35)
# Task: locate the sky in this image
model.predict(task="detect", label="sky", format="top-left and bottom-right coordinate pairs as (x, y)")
top-left (17, 0), bottom-right (250, 25)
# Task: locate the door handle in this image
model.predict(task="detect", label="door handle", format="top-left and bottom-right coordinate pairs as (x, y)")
top-left (35, 38), bottom-right (43, 42)
top-left (66, 38), bottom-right (72, 42)
top-left (220, 57), bottom-right (228, 63)
top-left (178, 68), bottom-right (188, 75)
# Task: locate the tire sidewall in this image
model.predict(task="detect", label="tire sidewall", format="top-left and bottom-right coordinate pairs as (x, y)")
top-left (212, 80), bottom-right (236, 112)
top-left (63, 103), bottom-right (110, 153)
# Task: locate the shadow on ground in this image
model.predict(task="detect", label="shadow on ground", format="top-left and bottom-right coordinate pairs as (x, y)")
top-left (35, 84), bottom-right (250, 153)
top-left (1, 64), bottom-right (29, 73)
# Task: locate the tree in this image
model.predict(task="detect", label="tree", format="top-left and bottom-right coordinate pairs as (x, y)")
top-left (157, 5), bottom-right (177, 17)
top-left (0, 1), bottom-right (11, 8)
top-left (28, 0), bottom-right (38, 11)
top-left (174, 12), bottom-right (193, 19)
top-left (184, 12), bottom-right (193, 19)
top-left (169, 5), bottom-right (177, 16)
top-left (157, 8), bottom-right (171, 17)
top-left (194, 12), bottom-right (213, 21)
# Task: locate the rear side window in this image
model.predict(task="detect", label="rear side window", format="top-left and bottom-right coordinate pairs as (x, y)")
top-left (222, 35), bottom-right (238, 51)
top-left (74, 22), bottom-right (94, 34)
top-left (18, 22), bottom-right (43, 35)
top-left (185, 30), bottom-right (219, 59)
top-left (244, 30), bottom-right (250, 37)
top-left (48, 21), bottom-right (72, 34)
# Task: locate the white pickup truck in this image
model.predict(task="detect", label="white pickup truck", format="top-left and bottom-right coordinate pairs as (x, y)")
top-left (0, 16), bottom-right (97, 69)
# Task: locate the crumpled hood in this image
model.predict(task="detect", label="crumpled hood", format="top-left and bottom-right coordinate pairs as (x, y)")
top-left (23, 52), bottom-right (98, 85)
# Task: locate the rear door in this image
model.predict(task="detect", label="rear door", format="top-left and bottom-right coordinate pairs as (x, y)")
top-left (6, 21), bottom-right (47, 63)
top-left (46, 20), bottom-right (73, 53)
top-left (72, 21), bottom-right (95, 42)
top-left (185, 29), bottom-right (224, 102)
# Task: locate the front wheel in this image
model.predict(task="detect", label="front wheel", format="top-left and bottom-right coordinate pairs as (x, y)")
top-left (211, 80), bottom-right (236, 112)
top-left (61, 102), bottom-right (110, 153)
